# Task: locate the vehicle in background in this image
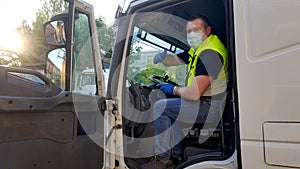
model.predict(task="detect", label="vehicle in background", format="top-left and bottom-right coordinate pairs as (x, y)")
top-left (74, 68), bottom-right (109, 95)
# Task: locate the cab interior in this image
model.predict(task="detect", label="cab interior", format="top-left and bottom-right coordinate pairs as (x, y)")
top-left (118, 0), bottom-right (236, 168)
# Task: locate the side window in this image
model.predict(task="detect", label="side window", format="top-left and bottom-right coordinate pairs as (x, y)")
top-left (72, 10), bottom-right (96, 95)
top-left (127, 26), bottom-right (186, 86)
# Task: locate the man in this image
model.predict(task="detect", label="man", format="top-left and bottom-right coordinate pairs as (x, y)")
top-left (142, 15), bottom-right (228, 169)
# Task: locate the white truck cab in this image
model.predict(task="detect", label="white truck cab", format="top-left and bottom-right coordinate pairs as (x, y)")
top-left (74, 68), bottom-right (109, 95)
top-left (74, 68), bottom-right (97, 95)
top-left (106, 0), bottom-right (300, 169)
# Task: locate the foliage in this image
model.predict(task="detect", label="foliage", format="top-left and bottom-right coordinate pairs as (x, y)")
top-left (73, 13), bottom-right (94, 71)
top-left (72, 15), bottom-right (116, 71)
top-left (96, 17), bottom-right (116, 58)
top-left (127, 38), bottom-right (143, 79)
top-left (0, 49), bottom-right (21, 66)
top-left (35, 0), bottom-right (68, 21)
top-left (15, 0), bottom-right (68, 67)
top-left (126, 31), bottom-right (186, 86)
top-left (130, 58), bottom-right (184, 86)
top-left (13, 0), bottom-right (115, 69)
top-left (132, 67), bottom-right (166, 86)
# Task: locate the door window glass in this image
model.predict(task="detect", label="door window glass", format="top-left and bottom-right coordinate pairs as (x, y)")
top-left (127, 26), bottom-right (186, 87)
top-left (72, 10), bottom-right (96, 95)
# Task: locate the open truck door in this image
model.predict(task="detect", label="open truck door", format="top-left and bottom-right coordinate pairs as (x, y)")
top-left (0, 0), bottom-right (105, 168)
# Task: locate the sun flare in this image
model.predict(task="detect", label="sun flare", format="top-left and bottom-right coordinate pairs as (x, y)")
top-left (0, 28), bottom-right (23, 52)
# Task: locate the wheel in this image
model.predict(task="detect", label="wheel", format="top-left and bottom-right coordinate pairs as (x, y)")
top-left (149, 74), bottom-right (178, 86)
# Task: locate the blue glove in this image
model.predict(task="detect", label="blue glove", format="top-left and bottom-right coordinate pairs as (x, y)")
top-left (157, 83), bottom-right (175, 95)
top-left (153, 50), bottom-right (167, 64)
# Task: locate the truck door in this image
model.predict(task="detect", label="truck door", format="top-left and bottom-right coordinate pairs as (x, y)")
top-left (0, 0), bottom-right (105, 169)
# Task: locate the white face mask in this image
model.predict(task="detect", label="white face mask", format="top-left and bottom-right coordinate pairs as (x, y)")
top-left (187, 32), bottom-right (203, 49)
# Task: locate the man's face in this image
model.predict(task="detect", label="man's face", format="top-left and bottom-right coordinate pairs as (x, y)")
top-left (186, 18), bottom-right (211, 40)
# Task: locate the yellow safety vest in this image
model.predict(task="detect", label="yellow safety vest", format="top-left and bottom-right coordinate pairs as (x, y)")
top-left (186, 34), bottom-right (228, 96)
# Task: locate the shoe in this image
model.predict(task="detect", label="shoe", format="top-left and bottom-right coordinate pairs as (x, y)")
top-left (141, 155), bottom-right (174, 169)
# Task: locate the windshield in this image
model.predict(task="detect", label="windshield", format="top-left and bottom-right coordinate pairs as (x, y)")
top-left (127, 26), bottom-right (186, 86)
top-left (81, 73), bottom-right (96, 86)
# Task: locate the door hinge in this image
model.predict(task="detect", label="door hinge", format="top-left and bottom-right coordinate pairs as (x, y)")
top-left (104, 99), bottom-right (118, 111)
top-left (105, 124), bottom-right (122, 145)
top-left (104, 98), bottom-right (121, 145)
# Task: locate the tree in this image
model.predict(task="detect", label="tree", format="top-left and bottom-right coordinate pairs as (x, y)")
top-left (127, 38), bottom-right (143, 79)
top-left (16, 0), bottom-right (68, 67)
top-left (73, 13), bottom-right (95, 71)
top-left (14, 0), bottom-right (115, 69)
top-left (96, 17), bottom-right (116, 58)
top-left (0, 49), bottom-right (21, 67)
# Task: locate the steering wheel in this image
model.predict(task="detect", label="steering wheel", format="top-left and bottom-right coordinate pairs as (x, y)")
top-left (150, 74), bottom-right (178, 86)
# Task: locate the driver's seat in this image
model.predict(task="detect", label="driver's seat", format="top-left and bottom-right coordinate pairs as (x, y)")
top-left (173, 94), bottom-right (229, 162)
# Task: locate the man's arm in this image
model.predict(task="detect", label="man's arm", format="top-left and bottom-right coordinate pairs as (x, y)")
top-left (161, 54), bottom-right (185, 66)
top-left (174, 75), bottom-right (212, 100)
top-left (154, 50), bottom-right (188, 66)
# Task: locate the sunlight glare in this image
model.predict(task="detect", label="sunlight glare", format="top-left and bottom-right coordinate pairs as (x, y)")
top-left (0, 28), bottom-right (23, 52)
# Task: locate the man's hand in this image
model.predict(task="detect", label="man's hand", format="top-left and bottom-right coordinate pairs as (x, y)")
top-left (157, 83), bottom-right (174, 95)
top-left (153, 50), bottom-right (167, 64)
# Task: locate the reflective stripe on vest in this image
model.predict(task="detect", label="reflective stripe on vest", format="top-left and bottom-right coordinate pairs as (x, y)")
top-left (186, 34), bottom-right (228, 96)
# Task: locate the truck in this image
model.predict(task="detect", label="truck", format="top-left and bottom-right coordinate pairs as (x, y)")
top-left (0, 0), bottom-right (299, 169)
top-left (74, 68), bottom-right (109, 95)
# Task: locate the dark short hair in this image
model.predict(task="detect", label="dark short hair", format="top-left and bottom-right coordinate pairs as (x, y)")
top-left (189, 14), bottom-right (211, 28)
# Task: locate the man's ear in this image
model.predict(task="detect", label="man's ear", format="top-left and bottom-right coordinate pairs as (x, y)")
top-left (206, 26), bottom-right (212, 36)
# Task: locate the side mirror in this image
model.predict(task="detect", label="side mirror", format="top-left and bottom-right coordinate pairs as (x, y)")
top-left (45, 48), bottom-right (66, 89)
top-left (44, 20), bottom-right (67, 46)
